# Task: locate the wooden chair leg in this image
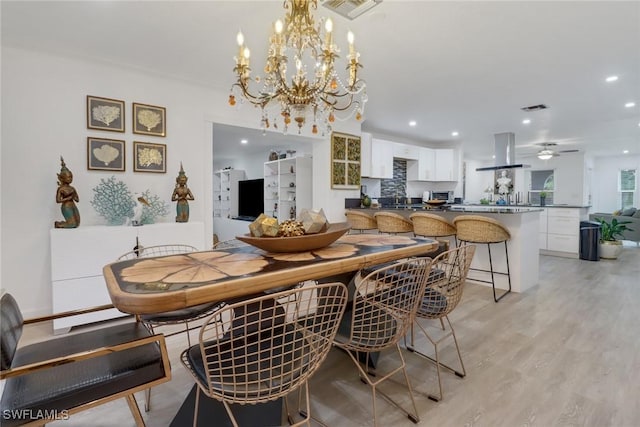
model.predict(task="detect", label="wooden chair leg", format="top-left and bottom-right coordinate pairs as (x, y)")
top-left (125, 394), bottom-right (146, 427)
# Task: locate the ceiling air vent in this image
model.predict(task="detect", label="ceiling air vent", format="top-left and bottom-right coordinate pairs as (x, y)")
top-left (321, 0), bottom-right (383, 20)
top-left (521, 104), bottom-right (548, 112)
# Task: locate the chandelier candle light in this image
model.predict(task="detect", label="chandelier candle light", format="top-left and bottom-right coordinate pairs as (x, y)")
top-left (229, 0), bottom-right (367, 135)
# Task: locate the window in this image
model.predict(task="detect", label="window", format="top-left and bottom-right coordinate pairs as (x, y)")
top-left (529, 169), bottom-right (554, 204)
top-left (619, 169), bottom-right (636, 209)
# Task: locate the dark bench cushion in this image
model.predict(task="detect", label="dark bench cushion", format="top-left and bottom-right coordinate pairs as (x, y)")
top-left (140, 301), bottom-right (220, 323)
top-left (1, 322), bottom-right (165, 427)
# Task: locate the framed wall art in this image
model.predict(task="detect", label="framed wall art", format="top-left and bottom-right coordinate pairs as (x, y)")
top-left (132, 103), bottom-right (166, 137)
top-left (87, 95), bottom-right (125, 132)
top-left (133, 141), bottom-right (166, 173)
top-left (331, 132), bottom-right (361, 189)
top-left (87, 137), bottom-right (125, 171)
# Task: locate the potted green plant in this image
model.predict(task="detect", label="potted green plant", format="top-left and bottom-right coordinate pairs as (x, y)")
top-left (539, 191), bottom-right (548, 206)
top-left (595, 216), bottom-right (633, 259)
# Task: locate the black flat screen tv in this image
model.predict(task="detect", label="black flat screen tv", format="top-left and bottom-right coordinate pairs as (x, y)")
top-left (237, 178), bottom-right (264, 220)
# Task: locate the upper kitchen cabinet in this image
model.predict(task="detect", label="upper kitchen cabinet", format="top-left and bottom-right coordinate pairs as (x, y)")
top-left (407, 147), bottom-right (457, 182)
top-left (361, 133), bottom-right (393, 179)
top-left (434, 148), bottom-right (456, 181)
top-left (393, 143), bottom-right (419, 160)
top-left (407, 147), bottom-right (434, 181)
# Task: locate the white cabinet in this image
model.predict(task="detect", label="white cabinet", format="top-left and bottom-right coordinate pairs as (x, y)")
top-left (434, 149), bottom-right (456, 181)
top-left (371, 139), bottom-right (394, 178)
top-left (407, 147), bottom-right (434, 181)
top-left (264, 156), bottom-right (312, 220)
top-left (361, 134), bottom-right (393, 179)
top-left (407, 148), bottom-right (455, 181)
top-left (539, 208), bottom-right (588, 257)
top-left (50, 222), bottom-right (206, 334)
top-left (213, 169), bottom-right (245, 219)
top-left (539, 208), bottom-right (548, 250)
top-left (393, 143), bottom-right (419, 160)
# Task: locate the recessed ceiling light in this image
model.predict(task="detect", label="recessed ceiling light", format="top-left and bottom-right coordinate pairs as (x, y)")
top-left (409, 120), bottom-right (417, 127)
top-left (492, 155), bottom-right (496, 159)
top-left (605, 75), bottom-right (619, 82)
top-left (451, 131), bottom-right (459, 137)
top-left (623, 150), bottom-right (629, 154)
top-left (625, 102), bottom-right (636, 108)
top-left (522, 119), bottom-right (531, 125)
top-left (240, 139), bottom-right (248, 144)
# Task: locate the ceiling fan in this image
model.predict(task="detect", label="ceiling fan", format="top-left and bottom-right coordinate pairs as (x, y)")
top-left (526, 142), bottom-right (580, 160)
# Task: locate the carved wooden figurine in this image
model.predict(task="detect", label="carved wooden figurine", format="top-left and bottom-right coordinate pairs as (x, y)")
top-left (54, 156), bottom-right (80, 228)
top-left (171, 163), bottom-right (194, 222)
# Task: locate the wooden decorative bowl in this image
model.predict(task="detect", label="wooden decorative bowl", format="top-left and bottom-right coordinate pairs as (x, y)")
top-left (425, 199), bottom-right (447, 206)
top-left (236, 222), bottom-right (351, 253)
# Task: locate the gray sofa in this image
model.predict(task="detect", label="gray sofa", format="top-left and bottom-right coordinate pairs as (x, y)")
top-left (589, 208), bottom-right (640, 243)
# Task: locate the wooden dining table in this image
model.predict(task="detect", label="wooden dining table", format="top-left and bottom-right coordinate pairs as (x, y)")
top-left (102, 231), bottom-right (438, 426)
top-left (103, 232), bottom-right (438, 315)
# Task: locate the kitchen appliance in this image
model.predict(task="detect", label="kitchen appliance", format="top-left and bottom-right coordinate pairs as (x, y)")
top-left (476, 132), bottom-right (530, 171)
top-left (430, 191), bottom-right (454, 202)
top-left (422, 191), bottom-right (430, 203)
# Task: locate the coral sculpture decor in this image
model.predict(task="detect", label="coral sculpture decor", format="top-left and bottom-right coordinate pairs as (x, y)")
top-left (91, 176), bottom-right (135, 225)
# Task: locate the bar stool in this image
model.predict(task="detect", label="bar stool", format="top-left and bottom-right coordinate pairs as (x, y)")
top-left (452, 215), bottom-right (511, 302)
top-left (410, 212), bottom-right (457, 256)
top-left (373, 211), bottom-right (413, 234)
top-left (345, 210), bottom-right (378, 233)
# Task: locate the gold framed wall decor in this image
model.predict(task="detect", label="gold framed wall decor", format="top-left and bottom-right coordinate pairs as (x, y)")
top-left (87, 137), bottom-right (125, 171)
top-left (331, 132), bottom-right (361, 189)
top-left (133, 141), bottom-right (166, 173)
top-left (133, 103), bottom-right (166, 137)
top-left (87, 96), bottom-right (125, 132)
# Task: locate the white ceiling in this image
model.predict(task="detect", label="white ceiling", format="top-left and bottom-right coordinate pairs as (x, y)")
top-left (2, 1), bottom-right (639, 160)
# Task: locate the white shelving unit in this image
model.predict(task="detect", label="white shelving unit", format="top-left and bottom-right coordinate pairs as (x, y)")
top-left (264, 156), bottom-right (312, 220)
top-left (213, 169), bottom-right (245, 219)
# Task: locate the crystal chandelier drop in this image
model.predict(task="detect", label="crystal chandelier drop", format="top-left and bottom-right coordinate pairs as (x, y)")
top-left (228, 0), bottom-right (367, 135)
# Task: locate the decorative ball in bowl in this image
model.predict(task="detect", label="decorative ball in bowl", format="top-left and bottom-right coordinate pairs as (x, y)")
top-left (425, 199), bottom-right (447, 206)
top-left (236, 222), bottom-right (351, 253)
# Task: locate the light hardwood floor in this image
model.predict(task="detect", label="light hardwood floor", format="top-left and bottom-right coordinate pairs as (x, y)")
top-left (19, 243), bottom-right (640, 426)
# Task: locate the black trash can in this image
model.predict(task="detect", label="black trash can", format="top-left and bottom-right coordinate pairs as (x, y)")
top-left (579, 220), bottom-right (601, 261)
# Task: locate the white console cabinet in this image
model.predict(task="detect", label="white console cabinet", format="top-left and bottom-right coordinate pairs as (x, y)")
top-left (539, 208), bottom-right (588, 257)
top-left (50, 222), bottom-right (205, 334)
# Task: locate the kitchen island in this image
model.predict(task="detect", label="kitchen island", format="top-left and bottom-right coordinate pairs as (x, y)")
top-left (348, 205), bottom-right (543, 295)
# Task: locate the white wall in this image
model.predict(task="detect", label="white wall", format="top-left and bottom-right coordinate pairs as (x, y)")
top-left (213, 151), bottom-right (265, 180)
top-left (591, 154), bottom-right (640, 212)
top-left (312, 123), bottom-right (361, 223)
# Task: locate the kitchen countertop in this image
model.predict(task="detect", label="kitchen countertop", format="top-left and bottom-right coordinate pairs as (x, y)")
top-left (463, 204), bottom-right (591, 209)
top-left (447, 205), bottom-right (543, 213)
top-left (349, 204), bottom-right (543, 214)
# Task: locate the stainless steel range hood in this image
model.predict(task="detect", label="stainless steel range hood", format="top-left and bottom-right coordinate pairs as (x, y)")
top-left (475, 132), bottom-right (529, 171)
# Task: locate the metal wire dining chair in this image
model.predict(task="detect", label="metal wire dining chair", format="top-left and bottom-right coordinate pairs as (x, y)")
top-left (405, 244), bottom-right (476, 402)
top-left (332, 257), bottom-right (432, 427)
top-left (180, 282), bottom-right (348, 427)
top-left (117, 243), bottom-right (221, 412)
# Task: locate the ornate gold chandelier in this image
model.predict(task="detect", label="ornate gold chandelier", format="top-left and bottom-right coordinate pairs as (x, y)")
top-left (229, 0), bottom-right (367, 135)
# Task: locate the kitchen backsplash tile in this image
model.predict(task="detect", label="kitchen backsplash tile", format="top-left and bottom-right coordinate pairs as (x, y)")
top-left (381, 159), bottom-right (407, 198)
